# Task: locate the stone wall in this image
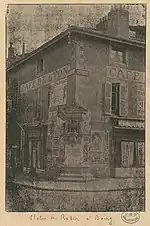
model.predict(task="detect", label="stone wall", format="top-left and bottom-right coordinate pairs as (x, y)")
top-left (8, 38), bottom-right (71, 125)
top-left (73, 33), bottom-right (145, 178)
top-left (74, 36), bottom-right (111, 177)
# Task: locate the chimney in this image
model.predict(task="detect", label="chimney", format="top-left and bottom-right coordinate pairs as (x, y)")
top-left (96, 16), bottom-right (108, 33)
top-left (8, 42), bottom-right (15, 61)
top-left (107, 4), bottom-right (129, 39)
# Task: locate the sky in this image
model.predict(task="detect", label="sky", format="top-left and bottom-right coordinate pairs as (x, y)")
top-left (6, 4), bottom-right (146, 55)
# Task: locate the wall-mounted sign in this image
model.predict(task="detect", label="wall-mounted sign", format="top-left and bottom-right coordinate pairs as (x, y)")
top-left (28, 129), bottom-right (41, 138)
top-left (118, 120), bottom-right (144, 129)
top-left (20, 65), bottom-right (70, 93)
top-left (50, 80), bottom-right (67, 107)
top-left (107, 66), bottom-right (145, 83)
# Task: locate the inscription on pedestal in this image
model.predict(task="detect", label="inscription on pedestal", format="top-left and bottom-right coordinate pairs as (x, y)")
top-left (64, 144), bottom-right (83, 166)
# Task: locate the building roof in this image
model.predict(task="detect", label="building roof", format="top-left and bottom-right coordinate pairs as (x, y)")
top-left (7, 26), bottom-right (146, 73)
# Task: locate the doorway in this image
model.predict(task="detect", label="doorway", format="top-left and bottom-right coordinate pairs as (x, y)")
top-left (27, 139), bottom-right (44, 170)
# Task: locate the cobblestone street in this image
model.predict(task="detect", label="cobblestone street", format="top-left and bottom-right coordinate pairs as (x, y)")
top-left (5, 178), bottom-right (145, 212)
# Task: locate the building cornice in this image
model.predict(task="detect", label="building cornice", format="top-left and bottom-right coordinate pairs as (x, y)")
top-left (74, 27), bottom-right (145, 48)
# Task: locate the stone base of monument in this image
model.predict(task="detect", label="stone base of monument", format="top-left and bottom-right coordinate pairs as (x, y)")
top-left (57, 140), bottom-right (94, 182)
top-left (57, 165), bottom-right (94, 182)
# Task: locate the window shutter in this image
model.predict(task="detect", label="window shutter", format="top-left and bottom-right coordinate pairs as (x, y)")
top-left (121, 141), bottom-right (134, 167)
top-left (33, 90), bottom-right (37, 119)
top-left (24, 134), bottom-right (29, 168)
top-left (119, 83), bottom-right (128, 116)
top-left (39, 89), bottom-right (42, 119)
top-left (136, 142), bottom-right (145, 167)
top-left (28, 140), bottom-right (32, 168)
top-left (20, 128), bottom-right (25, 156)
top-left (40, 88), bottom-right (43, 119)
top-left (37, 141), bottom-right (41, 169)
top-left (104, 82), bottom-right (112, 115)
top-left (137, 83), bottom-right (145, 117)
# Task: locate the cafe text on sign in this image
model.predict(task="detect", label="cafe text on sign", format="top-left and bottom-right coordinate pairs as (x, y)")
top-left (20, 65), bottom-right (70, 93)
top-left (107, 66), bottom-right (145, 83)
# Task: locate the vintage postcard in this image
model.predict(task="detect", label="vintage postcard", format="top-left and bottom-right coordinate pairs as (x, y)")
top-left (2, 1), bottom-right (149, 226)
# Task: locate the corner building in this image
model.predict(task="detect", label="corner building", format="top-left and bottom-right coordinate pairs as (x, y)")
top-left (7, 5), bottom-right (145, 181)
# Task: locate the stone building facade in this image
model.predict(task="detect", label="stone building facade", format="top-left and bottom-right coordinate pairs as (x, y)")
top-left (7, 5), bottom-right (145, 181)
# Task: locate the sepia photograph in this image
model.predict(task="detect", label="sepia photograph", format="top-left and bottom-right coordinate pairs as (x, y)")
top-left (5, 3), bottom-right (146, 212)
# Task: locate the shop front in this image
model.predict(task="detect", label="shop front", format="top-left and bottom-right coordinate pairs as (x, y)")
top-left (23, 126), bottom-right (47, 176)
top-left (111, 118), bottom-right (145, 178)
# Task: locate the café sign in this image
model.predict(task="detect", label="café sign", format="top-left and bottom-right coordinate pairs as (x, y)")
top-left (107, 66), bottom-right (145, 83)
top-left (20, 65), bottom-right (70, 93)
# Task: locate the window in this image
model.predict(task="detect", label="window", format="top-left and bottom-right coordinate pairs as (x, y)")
top-left (47, 90), bottom-right (51, 108)
top-left (104, 82), bottom-right (128, 116)
top-left (37, 58), bottom-right (44, 74)
top-left (120, 141), bottom-right (145, 168)
top-left (110, 46), bottom-right (126, 64)
top-left (35, 89), bottom-right (41, 119)
top-left (112, 83), bottom-right (120, 115)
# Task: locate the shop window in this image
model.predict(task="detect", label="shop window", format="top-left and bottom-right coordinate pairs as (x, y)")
top-left (112, 83), bottom-right (120, 115)
top-left (110, 46), bottom-right (126, 64)
top-left (120, 141), bottom-right (145, 168)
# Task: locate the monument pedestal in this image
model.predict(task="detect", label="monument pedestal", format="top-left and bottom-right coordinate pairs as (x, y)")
top-left (57, 166), bottom-right (93, 182)
top-left (57, 135), bottom-right (93, 182)
top-left (56, 103), bottom-right (93, 182)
